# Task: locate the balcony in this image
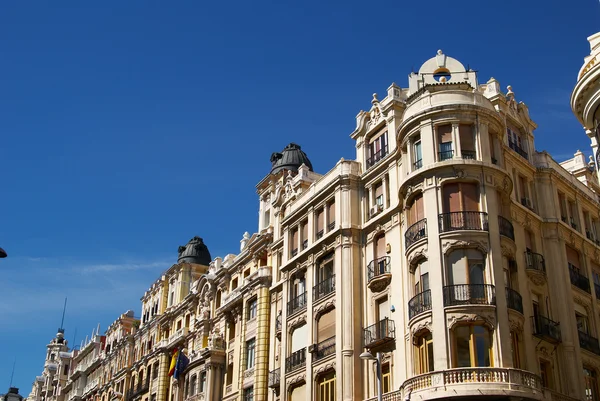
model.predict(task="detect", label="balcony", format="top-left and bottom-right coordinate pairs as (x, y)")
top-left (127, 379), bottom-right (150, 400)
top-left (405, 218), bottom-right (427, 249)
top-left (285, 348), bottom-right (306, 373)
top-left (302, 239), bottom-right (308, 250)
top-left (327, 221), bottom-right (335, 231)
top-left (438, 150), bottom-right (453, 161)
top-left (413, 159), bottom-right (423, 170)
top-left (505, 287), bottom-right (523, 314)
top-left (313, 275), bottom-right (335, 301)
top-left (498, 216), bottom-right (515, 241)
top-left (316, 229), bottom-right (324, 239)
top-left (291, 248), bottom-right (298, 257)
top-left (509, 140), bottom-right (528, 159)
top-left (313, 336), bottom-right (336, 361)
top-left (268, 368), bottom-right (280, 389)
top-left (82, 379), bottom-right (98, 395)
top-left (579, 330), bottom-right (600, 355)
top-left (399, 367), bottom-right (542, 401)
top-left (443, 284), bottom-right (495, 307)
top-left (364, 318), bottom-right (395, 350)
top-left (367, 256), bottom-right (391, 292)
top-left (287, 292), bottom-right (307, 316)
top-left (532, 315), bottom-right (561, 344)
top-left (167, 327), bottom-right (189, 347)
top-left (525, 251), bottom-right (545, 274)
top-left (569, 266), bottom-right (591, 293)
top-left (367, 146), bottom-right (388, 169)
top-left (408, 290), bottom-right (431, 320)
top-left (462, 150), bottom-right (476, 159)
top-left (438, 211), bottom-right (488, 233)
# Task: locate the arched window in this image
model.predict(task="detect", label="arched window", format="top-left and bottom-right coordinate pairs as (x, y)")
top-left (453, 324), bottom-right (492, 367)
top-left (316, 371), bottom-right (335, 401)
top-left (414, 331), bottom-right (434, 374)
top-left (215, 290), bottom-right (222, 308)
top-left (584, 367), bottom-right (599, 401)
top-left (290, 382), bottom-right (306, 401)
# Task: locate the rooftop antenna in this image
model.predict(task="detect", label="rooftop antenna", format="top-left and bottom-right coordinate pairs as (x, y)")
top-left (9, 358), bottom-right (15, 388)
top-left (59, 297), bottom-right (67, 332)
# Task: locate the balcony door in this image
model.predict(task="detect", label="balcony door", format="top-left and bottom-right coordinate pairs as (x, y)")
top-left (442, 183), bottom-right (480, 230)
top-left (448, 249), bottom-right (486, 303)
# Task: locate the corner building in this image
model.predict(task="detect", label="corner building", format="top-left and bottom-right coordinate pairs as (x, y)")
top-left (265, 50), bottom-right (600, 401)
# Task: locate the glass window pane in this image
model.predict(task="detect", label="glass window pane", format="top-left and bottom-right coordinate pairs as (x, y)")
top-left (455, 326), bottom-right (471, 367)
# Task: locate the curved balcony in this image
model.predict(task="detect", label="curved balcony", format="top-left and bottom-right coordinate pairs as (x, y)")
top-left (443, 284), bottom-right (495, 307)
top-left (525, 251), bottom-right (546, 284)
top-left (399, 368), bottom-right (543, 401)
top-left (505, 287), bottom-right (523, 314)
top-left (408, 290), bottom-right (431, 320)
top-left (569, 265), bottom-right (591, 293)
top-left (405, 219), bottom-right (427, 249)
top-left (498, 216), bottom-right (515, 241)
top-left (367, 256), bottom-right (391, 293)
top-left (364, 318), bottom-right (395, 351)
top-left (438, 211), bottom-right (488, 233)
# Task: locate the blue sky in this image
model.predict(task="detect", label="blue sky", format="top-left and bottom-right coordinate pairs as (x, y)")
top-left (0, 0), bottom-right (598, 392)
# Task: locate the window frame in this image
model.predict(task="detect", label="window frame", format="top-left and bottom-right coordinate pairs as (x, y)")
top-left (452, 324), bottom-right (493, 368)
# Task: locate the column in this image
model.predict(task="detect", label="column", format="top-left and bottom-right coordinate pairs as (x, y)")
top-left (451, 123), bottom-right (462, 159)
top-left (485, 190), bottom-right (512, 367)
top-left (478, 121), bottom-right (491, 161)
top-left (419, 120), bottom-right (434, 166)
top-left (255, 285), bottom-right (271, 401)
top-left (422, 184), bottom-right (447, 369)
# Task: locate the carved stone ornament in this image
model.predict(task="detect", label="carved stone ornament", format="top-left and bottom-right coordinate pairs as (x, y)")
top-left (501, 245), bottom-right (515, 258)
top-left (508, 317), bottom-right (524, 333)
top-left (453, 168), bottom-right (465, 179)
top-left (407, 245), bottom-right (428, 271)
top-left (527, 271), bottom-right (547, 287)
top-left (410, 318), bottom-right (433, 340)
top-left (287, 314), bottom-right (307, 332)
top-left (523, 214), bottom-right (532, 229)
top-left (573, 295), bottom-right (590, 310)
top-left (313, 361), bottom-right (336, 377)
top-left (286, 373), bottom-right (306, 389)
top-left (447, 312), bottom-right (495, 330)
top-left (314, 298), bottom-right (335, 317)
top-left (442, 239), bottom-right (488, 255)
top-left (503, 177), bottom-right (510, 192)
top-left (368, 93), bottom-right (385, 127)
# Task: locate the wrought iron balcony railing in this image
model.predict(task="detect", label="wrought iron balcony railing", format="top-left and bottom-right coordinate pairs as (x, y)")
top-left (531, 315), bottom-right (561, 343)
top-left (367, 146), bottom-right (389, 169)
top-left (405, 218), bottom-right (427, 248)
top-left (287, 292), bottom-right (307, 315)
top-left (367, 256), bottom-right (391, 282)
top-left (408, 290), bottom-right (431, 319)
top-left (525, 251), bottom-right (545, 273)
top-left (579, 330), bottom-right (600, 355)
top-left (438, 211), bottom-right (488, 232)
top-left (268, 368), bottom-right (280, 388)
top-left (462, 150), bottom-right (476, 159)
top-left (314, 336), bottom-right (336, 361)
top-left (313, 275), bottom-right (335, 301)
top-left (443, 284), bottom-right (496, 306)
top-left (285, 348), bottom-right (306, 372)
top-left (569, 266), bottom-right (591, 293)
top-left (498, 216), bottom-right (515, 241)
top-left (413, 159), bottom-right (423, 170)
top-left (508, 140), bottom-right (528, 159)
top-left (364, 318), bottom-right (395, 349)
top-left (438, 150), bottom-right (453, 161)
top-left (505, 287), bottom-right (523, 314)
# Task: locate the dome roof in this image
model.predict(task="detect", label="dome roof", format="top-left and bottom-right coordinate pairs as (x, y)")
top-left (270, 143), bottom-right (313, 175)
top-left (177, 236), bottom-right (211, 265)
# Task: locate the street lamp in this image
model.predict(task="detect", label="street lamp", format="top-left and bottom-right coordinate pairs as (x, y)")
top-left (360, 351), bottom-right (382, 401)
top-left (0, 248), bottom-right (6, 258)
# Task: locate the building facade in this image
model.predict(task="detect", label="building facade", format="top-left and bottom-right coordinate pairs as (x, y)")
top-left (26, 34), bottom-right (600, 401)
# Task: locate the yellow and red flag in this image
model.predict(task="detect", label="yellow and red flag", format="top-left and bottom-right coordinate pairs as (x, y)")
top-left (168, 348), bottom-right (179, 376)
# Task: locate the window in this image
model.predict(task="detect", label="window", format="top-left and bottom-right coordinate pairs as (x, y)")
top-left (585, 367), bottom-right (599, 401)
top-left (228, 320), bottom-right (236, 341)
top-left (199, 371), bottom-right (206, 393)
top-left (327, 201), bottom-right (335, 230)
top-left (413, 259), bottom-right (429, 295)
top-left (540, 360), bottom-right (553, 389)
top-left (413, 135), bottom-right (423, 169)
top-left (382, 363), bottom-right (391, 393)
top-left (247, 298), bottom-right (257, 320)
top-left (243, 387), bottom-right (254, 401)
top-left (189, 375), bottom-right (197, 396)
top-left (447, 249), bottom-right (486, 286)
top-left (291, 227), bottom-right (299, 257)
top-left (316, 209), bottom-right (325, 239)
top-left (64, 364), bottom-right (69, 376)
top-left (407, 193), bottom-right (424, 226)
top-left (577, 313), bottom-right (590, 334)
top-left (301, 220), bottom-right (309, 250)
top-left (453, 325), bottom-right (492, 367)
top-left (415, 331), bottom-right (434, 374)
top-left (459, 124), bottom-right (475, 159)
top-left (507, 127), bottom-right (527, 158)
top-left (226, 364), bottom-right (234, 386)
top-left (232, 278), bottom-right (238, 290)
top-left (437, 124), bottom-right (453, 161)
top-left (510, 331), bottom-right (522, 369)
top-left (374, 182), bottom-right (384, 210)
top-left (367, 131), bottom-right (388, 168)
top-left (246, 338), bottom-right (256, 370)
top-left (317, 371), bottom-right (336, 401)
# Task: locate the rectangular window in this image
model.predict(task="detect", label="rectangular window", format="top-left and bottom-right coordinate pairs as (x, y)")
top-left (243, 386), bottom-right (254, 401)
top-left (375, 182), bottom-right (384, 209)
top-left (291, 227), bottom-right (299, 256)
top-left (247, 298), bottom-right (257, 320)
top-left (317, 372), bottom-right (336, 401)
top-left (246, 338), bottom-right (256, 370)
top-left (413, 136), bottom-right (423, 169)
top-left (367, 131), bottom-right (388, 168)
top-left (327, 201), bottom-right (335, 228)
top-left (382, 363), bottom-right (391, 393)
top-left (437, 124), bottom-right (453, 161)
top-left (199, 371), bottom-right (206, 393)
top-left (301, 220), bottom-right (309, 250)
top-left (540, 360), bottom-right (553, 389)
top-left (511, 331), bottom-right (521, 369)
top-left (459, 124), bottom-right (475, 158)
top-left (316, 209), bottom-right (324, 239)
top-left (453, 325), bottom-right (492, 368)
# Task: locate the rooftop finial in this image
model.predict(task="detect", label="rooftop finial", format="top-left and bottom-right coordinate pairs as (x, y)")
top-left (506, 85), bottom-right (514, 97)
top-left (372, 93), bottom-right (378, 103)
top-left (437, 49), bottom-right (443, 55)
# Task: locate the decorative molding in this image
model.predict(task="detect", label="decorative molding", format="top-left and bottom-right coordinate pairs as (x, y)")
top-left (407, 245), bottom-right (428, 271)
top-left (287, 314), bottom-right (307, 332)
top-left (314, 298), bottom-right (336, 318)
top-left (508, 317), bottom-right (524, 333)
top-left (447, 312), bottom-right (495, 330)
top-left (286, 373), bottom-right (306, 389)
top-left (442, 239), bottom-right (488, 255)
top-left (410, 317), bottom-right (433, 340)
top-left (313, 361), bottom-right (336, 377)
